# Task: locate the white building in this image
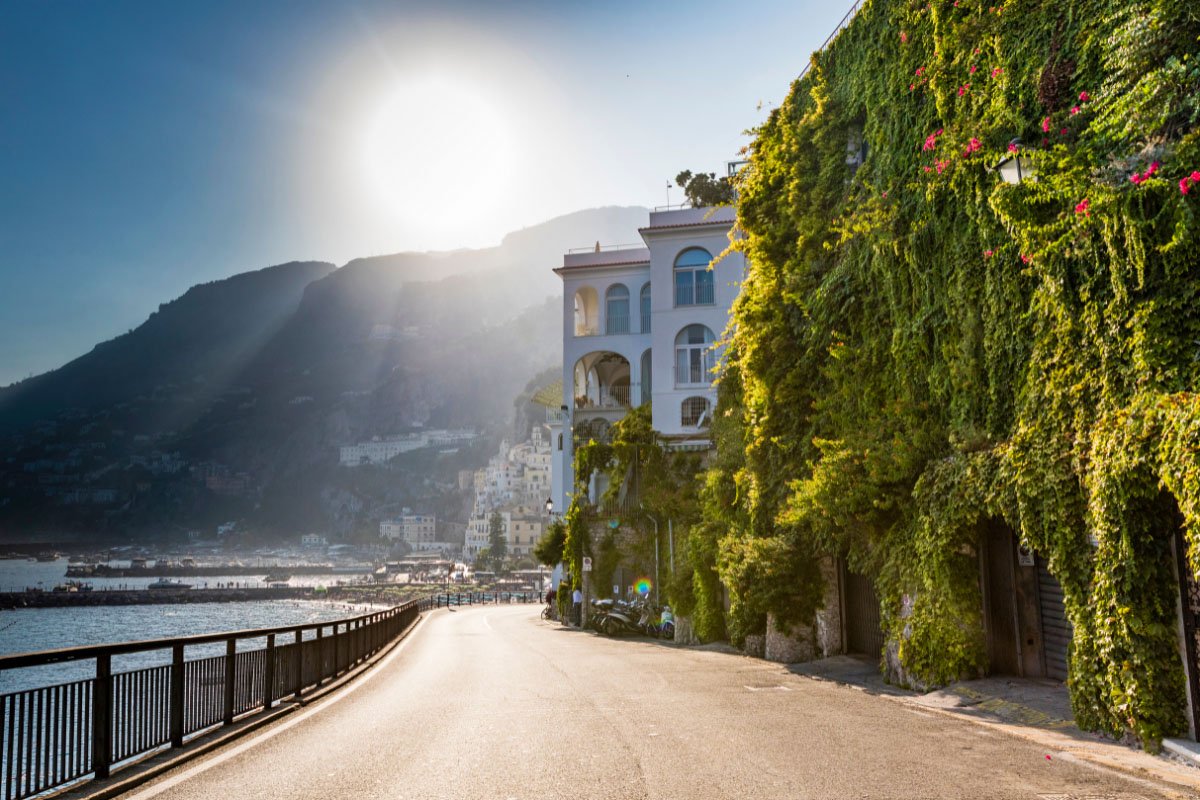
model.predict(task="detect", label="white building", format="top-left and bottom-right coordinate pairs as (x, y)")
top-left (339, 429), bottom-right (478, 466)
top-left (549, 205), bottom-right (745, 513)
top-left (464, 506), bottom-right (545, 560)
top-left (380, 513), bottom-right (437, 549)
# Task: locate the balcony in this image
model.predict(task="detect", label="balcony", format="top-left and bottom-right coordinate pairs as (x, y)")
top-left (574, 385), bottom-right (631, 410)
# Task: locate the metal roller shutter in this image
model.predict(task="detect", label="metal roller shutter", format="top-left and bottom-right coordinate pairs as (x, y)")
top-left (1037, 558), bottom-right (1071, 681)
top-left (844, 570), bottom-right (885, 658)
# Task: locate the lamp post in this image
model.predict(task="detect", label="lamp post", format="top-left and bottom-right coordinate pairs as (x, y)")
top-left (994, 138), bottom-right (1036, 185)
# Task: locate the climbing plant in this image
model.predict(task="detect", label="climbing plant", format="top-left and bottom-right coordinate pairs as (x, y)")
top-left (714, 0), bottom-right (1200, 749)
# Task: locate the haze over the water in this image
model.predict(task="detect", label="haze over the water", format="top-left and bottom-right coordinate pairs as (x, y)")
top-left (0, 0), bottom-right (849, 386)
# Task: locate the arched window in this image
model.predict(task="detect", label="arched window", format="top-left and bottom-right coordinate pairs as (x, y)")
top-left (681, 396), bottom-right (711, 428)
top-left (675, 324), bottom-right (715, 386)
top-left (640, 282), bottom-right (652, 333)
top-left (605, 284), bottom-right (630, 334)
top-left (674, 248), bottom-right (714, 306)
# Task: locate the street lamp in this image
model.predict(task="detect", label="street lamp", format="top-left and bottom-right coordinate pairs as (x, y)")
top-left (994, 138), bottom-right (1036, 185)
top-left (545, 497), bottom-right (554, 516)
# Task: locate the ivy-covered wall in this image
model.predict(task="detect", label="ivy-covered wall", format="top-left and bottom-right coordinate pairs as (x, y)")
top-left (713, 0), bottom-right (1200, 749)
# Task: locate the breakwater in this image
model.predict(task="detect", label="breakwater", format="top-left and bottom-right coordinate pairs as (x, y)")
top-left (65, 563), bottom-right (367, 578)
top-left (0, 586), bottom-right (315, 609)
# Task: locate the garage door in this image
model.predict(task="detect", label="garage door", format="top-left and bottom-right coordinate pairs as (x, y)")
top-left (844, 569), bottom-right (884, 658)
top-left (1036, 557), bottom-right (1071, 682)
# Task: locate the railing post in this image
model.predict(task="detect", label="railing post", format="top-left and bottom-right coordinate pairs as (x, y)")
top-left (170, 644), bottom-right (185, 747)
top-left (293, 629), bottom-right (303, 698)
top-left (263, 634), bottom-right (276, 711)
top-left (335, 624), bottom-right (344, 675)
top-left (92, 653), bottom-right (112, 779)
top-left (223, 639), bottom-right (236, 724)
top-left (316, 626), bottom-right (324, 682)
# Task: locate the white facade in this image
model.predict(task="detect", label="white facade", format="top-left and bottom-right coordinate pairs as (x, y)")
top-left (551, 206), bottom-right (744, 513)
top-left (340, 429), bottom-right (477, 466)
top-left (381, 514), bottom-right (437, 548)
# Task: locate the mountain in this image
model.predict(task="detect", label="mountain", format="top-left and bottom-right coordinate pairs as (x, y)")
top-left (0, 261), bottom-right (336, 433)
top-left (0, 206), bottom-right (648, 542)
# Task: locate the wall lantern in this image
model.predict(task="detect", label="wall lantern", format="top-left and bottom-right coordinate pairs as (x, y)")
top-left (545, 497), bottom-right (554, 516)
top-left (993, 138), bottom-right (1036, 185)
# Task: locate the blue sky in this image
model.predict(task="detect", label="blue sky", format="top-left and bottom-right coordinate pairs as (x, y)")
top-left (0, 0), bottom-right (853, 386)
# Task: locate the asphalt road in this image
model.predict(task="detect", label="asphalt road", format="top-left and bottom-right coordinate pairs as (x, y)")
top-left (119, 605), bottom-right (1177, 799)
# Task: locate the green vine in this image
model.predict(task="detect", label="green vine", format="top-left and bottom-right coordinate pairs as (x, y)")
top-left (712, 0), bottom-right (1200, 749)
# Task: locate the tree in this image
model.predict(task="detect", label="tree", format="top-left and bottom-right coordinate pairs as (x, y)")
top-left (533, 520), bottom-right (567, 567)
top-left (675, 170), bottom-right (736, 207)
top-left (488, 511), bottom-right (507, 566)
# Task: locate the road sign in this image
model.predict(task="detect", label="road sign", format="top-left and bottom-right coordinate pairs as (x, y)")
top-left (582, 557), bottom-right (593, 572)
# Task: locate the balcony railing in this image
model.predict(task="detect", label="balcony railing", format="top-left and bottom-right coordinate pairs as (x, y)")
top-left (573, 385), bottom-right (632, 410)
top-left (676, 361), bottom-right (713, 387)
top-left (606, 313), bottom-right (630, 335)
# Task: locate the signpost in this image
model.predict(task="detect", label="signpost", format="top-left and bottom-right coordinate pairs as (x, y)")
top-left (582, 557), bottom-right (592, 628)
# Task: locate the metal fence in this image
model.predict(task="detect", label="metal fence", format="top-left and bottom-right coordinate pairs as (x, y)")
top-left (0, 600), bottom-right (421, 800)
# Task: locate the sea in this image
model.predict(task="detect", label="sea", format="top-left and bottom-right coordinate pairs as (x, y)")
top-left (0, 558), bottom-right (389, 695)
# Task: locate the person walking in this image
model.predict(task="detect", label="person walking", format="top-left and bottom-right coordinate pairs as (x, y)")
top-left (572, 586), bottom-right (583, 627)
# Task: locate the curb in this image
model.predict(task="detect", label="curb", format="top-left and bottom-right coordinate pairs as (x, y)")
top-left (64, 611), bottom-right (428, 800)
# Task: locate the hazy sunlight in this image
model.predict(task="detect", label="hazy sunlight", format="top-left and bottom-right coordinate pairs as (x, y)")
top-left (361, 75), bottom-right (515, 237)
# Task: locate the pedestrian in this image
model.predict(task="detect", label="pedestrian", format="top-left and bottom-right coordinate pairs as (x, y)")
top-left (572, 585), bottom-right (583, 626)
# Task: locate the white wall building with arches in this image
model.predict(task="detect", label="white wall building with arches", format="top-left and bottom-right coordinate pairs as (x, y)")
top-left (550, 205), bottom-right (745, 513)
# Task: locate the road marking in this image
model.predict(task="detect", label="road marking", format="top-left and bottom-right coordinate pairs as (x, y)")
top-left (743, 685), bottom-right (792, 692)
top-left (122, 612), bottom-right (433, 800)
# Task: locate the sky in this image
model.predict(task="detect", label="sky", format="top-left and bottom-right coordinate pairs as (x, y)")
top-left (0, 0), bottom-right (855, 386)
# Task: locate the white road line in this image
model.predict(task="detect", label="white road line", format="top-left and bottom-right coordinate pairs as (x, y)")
top-left (122, 613), bottom-right (432, 800)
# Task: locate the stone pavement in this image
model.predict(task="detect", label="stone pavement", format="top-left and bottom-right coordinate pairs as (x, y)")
top-left (785, 654), bottom-right (1200, 794)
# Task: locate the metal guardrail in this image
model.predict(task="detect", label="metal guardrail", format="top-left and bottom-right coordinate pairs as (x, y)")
top-left (0, 600), bottom-right (422, 800)
top-left (428, 591), bottom-right (538, 607)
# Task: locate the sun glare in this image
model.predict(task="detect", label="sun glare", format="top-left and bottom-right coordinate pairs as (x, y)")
top-left (361, 76), bottom-right (515, 237)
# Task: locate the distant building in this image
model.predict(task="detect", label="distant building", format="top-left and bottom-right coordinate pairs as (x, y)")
top-left (339, 429), bottom-right (478, 466)
top-left (300, 533), bottom-right (328, 547)
top-left (380, 513), bottom-right (437, 549)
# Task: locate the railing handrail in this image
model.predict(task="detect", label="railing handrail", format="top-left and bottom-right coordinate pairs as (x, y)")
top-left (0, 602), bottom-right (415, 670)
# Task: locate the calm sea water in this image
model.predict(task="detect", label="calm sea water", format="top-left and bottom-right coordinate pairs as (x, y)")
top-left (0, 558), bottom-right (391, 695)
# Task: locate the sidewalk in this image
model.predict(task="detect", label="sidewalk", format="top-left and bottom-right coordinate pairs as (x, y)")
top-left (786, 655), bottom-right (1200, 797)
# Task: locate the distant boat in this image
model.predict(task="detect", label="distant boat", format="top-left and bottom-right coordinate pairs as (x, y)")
top-left (147, 579), bottom-right (192, 590)
top-left (52, 580), bottom-right (93, 593)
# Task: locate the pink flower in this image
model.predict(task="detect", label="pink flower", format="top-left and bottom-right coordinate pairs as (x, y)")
top-left (963, 137), bottom-right (981, 157)
top-left (1130, 173), bottom-right (1143, 185)
top-left (984, 249), bottom-right (995, 258)
top-left (923, 166), bottom-right (933, 173)
top-left (1079, 91), bottom-right (1090, 102)
top-left (935, 159), bottom-right (949, 174)
top-left (909, 83), bottom-right (916, 91)
top-left (1070, 106), bottom-right (1080, 115)
top-left (958, 83), bottom-right (971, 96)
top-left (970, 65), bottom-right (978, 74)
top-left (1060, 127), bottom-right (1068, 136)
top-left (915, 66), bottom-right (925, 77)
top-left (882, 191), bottom-right (889, 199)
top-left (1042, 117), bottom-right (1051, 133)
top-left (1147, 161), bottom-right (1160, 176)
top-left (923, 133), bottom-right (938, 151)
top-left (1181, 178), bottom-right (1191, 195)
top-left (1007, 142), bottom-right (1020, 153)
top-left (1020, 254), bottom-right (1031, 264)
top-left (900, 31), bottom-right (908, 43)
top-left (973, 48), bottom-right (982, 56)
top-left (991, 67), bottom-right (1003, 78)
top-left (1074, 198), bottom-right (1090, 216)
top-left (1191, 171), bottom-right (1200, 183)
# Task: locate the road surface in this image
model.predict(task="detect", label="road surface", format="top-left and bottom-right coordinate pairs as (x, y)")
top-left (117, 605), bottom-right (1180, 799)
